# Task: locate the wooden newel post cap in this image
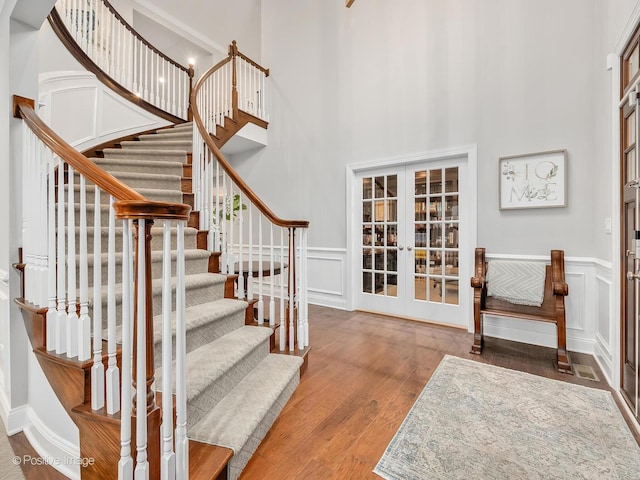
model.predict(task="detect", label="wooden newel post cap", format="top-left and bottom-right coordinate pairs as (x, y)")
top-left (114, 200), bottom-right (191, 221)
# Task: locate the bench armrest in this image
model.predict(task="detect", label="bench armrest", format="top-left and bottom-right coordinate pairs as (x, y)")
top-left (553, 282), bottom-right (568, 296)
top-left (471, 276), bottom-right (484, 289)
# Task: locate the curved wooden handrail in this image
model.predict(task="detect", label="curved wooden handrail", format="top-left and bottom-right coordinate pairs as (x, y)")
top-left (230, 41), bottom-right (269, 76)
top-left (47, 8), bottom-right (189, 124)
top-left (192, 67), bottom-right (309, 229)
top-left (15, 95), bottom-right (143, 201)
top-left (15, 95), bottom-right (193, 222)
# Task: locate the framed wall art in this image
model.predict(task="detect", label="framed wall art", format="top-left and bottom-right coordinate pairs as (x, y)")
top-left (498, 149), bottom-right (567, 210)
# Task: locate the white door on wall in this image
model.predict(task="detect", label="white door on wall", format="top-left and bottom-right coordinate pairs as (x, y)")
top-left (356, 158), bottom-right (469, 327)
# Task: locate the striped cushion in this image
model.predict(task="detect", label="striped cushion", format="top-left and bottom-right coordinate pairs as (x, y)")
top-left (486, 260), bottom-right (546, 307)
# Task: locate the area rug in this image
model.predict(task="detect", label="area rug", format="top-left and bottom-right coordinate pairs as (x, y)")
top-left (374, 355), bottom-right (640, 480)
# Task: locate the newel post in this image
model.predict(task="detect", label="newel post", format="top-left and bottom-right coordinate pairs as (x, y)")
top-left (132, 217), bottom-right (161, 479)
top-left (286, 228), bottom-right (298, 351)
top-left (230, 40), bottom-right (239, 120)
top-left (187, 63), bottom-right (195, 122)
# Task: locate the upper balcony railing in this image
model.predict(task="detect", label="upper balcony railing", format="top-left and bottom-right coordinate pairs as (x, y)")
top-left (50, 0), bottom-right (194, 123)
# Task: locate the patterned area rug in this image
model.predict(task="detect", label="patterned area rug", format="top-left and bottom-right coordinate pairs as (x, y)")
top-left (374, 355), bottom-right (640, 480)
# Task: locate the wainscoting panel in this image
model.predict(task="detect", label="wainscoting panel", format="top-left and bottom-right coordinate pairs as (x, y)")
top-left (594, 263), bottom-right (614, 385)
top-left (482, 255), bottom-right (606, 356)
top-left (306, 248), bottom-right (347, 309)
top-left (38, 71), bottom-right (171, 152)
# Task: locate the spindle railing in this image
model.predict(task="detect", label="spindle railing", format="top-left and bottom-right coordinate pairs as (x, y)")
top-left (192, 47), bottom-right (309, 352)
top-left (14, 95), bottom-right (191, 479)
top-left (49, 0), bottom-right (194, 123)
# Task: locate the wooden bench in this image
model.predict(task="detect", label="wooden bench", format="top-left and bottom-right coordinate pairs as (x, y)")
top-left (470, 248), bottom-right (572, 374)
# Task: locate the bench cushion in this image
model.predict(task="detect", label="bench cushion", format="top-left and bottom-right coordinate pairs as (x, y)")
top-left (486, 260), bottom-right (545, 307)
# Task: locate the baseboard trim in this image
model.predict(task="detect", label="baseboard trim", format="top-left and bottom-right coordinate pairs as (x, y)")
top-left (23, 407), bottom-right (80, 479)
top-left (0, 389), bottom-right (28, 435)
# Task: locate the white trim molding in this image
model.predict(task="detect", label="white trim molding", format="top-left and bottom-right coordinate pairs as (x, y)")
top-left (38, 71), bottom-right (171, 152)
top-left (345, 144), bottom-right (478, 315)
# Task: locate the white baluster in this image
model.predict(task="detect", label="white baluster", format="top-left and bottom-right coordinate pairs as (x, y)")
top-left (238, 191), bottom-right (244, 299)
top-left (289, 228), bottom-right (295, 352)
top-left (247, 205), bottom-right (253, 300)
top-left (132, 37), bottom-right (138, 95)
top-left (175, 220), bottom-right (189, 479)
top-left (106, 196), bottom-right (120, 414)
top-left (257, 215), bottom-right (264, 324)
top-left (302, 228), bottom-right (309, 347)
top-left (67, 166), bottom-right (78, 358)
top-left (78, 175), bottom-right (91, 361)
top-left (118, 218), bottom-right (133, 480)
top-left (56, 161), bottom-right (67, 355)
top-left (91, 186), bottom-right (104, 411)
top-left (46, 153), bottom-right (57, 352)
top-left (220, 174), bottom-right (227, 274)
top-left (279, 228), bottom-right (285, 351)
top-left (213, 161), bottom-right (220, 252)
top-left (161, 220), bottom-right (176, 480)
top-left (144, 46), bottom-right (149, 101)
top-left (228, 184), bottom-right (235, 277)
top-left (134, 220), bottom-right (149, 479)
top-left (269, 224), bottom-right (275, 327)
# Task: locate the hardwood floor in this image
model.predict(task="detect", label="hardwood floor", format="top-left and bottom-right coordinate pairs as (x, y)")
top-left (6, 304), bottom-right (636, 479)
top-left (240, 305), bottom-right (631, 480)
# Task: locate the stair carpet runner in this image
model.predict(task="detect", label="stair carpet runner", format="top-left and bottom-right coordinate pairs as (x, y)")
top-left (82, 122), bottom-right (302, 480)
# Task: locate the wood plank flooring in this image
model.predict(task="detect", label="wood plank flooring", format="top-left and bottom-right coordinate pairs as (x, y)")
top-left (6, 304), bottom-right (637, 479)
top-left (239, 305), bottom-right (635, 480)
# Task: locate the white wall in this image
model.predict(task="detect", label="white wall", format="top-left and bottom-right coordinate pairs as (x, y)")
top-left (252, 0), bottom-right (601, 257)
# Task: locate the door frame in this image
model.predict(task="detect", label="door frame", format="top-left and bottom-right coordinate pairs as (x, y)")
top-left (345, 144), bottom-right (478, 331)
top-left (614, 4), bottom-right (640, 406)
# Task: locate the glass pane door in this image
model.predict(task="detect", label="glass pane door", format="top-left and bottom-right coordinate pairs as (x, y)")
top-left (362, 174), bottom-right (399, 298)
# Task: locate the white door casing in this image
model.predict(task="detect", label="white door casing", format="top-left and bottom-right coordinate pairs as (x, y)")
top-left (346, 145), bottom-right (477, 330)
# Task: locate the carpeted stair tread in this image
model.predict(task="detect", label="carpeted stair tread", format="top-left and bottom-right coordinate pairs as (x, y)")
top-left (93, 272), bottom-right (227, 324)
top-left (138, 131), bottom-right (193, 141)
top-left (189, 353), bottom-right (303, 454)
top-left (160, 326), bottom-right (273, 404)
top-left (91, 158), bottom-right (184, 176)
top-left (73, 225), bottom-right (198, 252)
top-left (109, 298), bottom-right (246, 352)
top-left (158, 122), bottom-right (193, 133)
top-left (72, 184), bottom-right (184, 204)
top-left (120, 140), bottom-right (192, 152)
top-left (101, 148), bottom-right (188, 163)
top-left (77, 170), bottom-right (182, 191)
top-left (151, 298), bottom-right (247, 347)
top-left (80, 248), bottom-right (211, 285)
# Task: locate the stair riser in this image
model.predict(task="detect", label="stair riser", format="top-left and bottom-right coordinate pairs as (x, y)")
top-left (120, 141), bottom-right (192, 152)
top-left (187, 338), bottom-right (271, 430)
top-left (152, 308), bottom-right (245, 367)
top-left (71, 228), bottom-right (198, 254)
top-left (94, 279), bottom-right (225, 328)
top-left (74, 174), bottom-right (182, 192)
top-left (92, 160), bottom-right (184, 177)
top-left (139, 132), bottom-right (193, 142)
top-left (82, 253), bottom-right (210, 288)
top-left (68, 185), bottom-right (184, 205)
top-left (102, 150), bottom-right (188, 163)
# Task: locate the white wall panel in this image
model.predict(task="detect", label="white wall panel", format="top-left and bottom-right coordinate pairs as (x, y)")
top-left (39, 71), bottom-right (171, 152)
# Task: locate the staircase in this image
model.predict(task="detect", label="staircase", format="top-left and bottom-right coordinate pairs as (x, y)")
top-left (81, 122), bottom-right (304, 479)
top-left (13, 3), bottom-right (310, 478)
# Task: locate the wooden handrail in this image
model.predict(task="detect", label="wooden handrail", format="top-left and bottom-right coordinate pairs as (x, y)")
top-left (15, 96), bottom-right (194, 223)
top-left (47, 8), bottom-right (189, 124)
top-left (191, 68), bottom-right (309, 229)
top-left (114, 200), bottom-right (191, 221)
top-left (14, 96), bottom-right (144, 201)
top-left (229, 40), bottom-right (270, 76)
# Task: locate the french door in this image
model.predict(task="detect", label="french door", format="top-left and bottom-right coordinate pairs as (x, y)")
top-left (621, 34), bottom-right (640, 419)
top-left (356, 159), bottom-right (468, 327)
